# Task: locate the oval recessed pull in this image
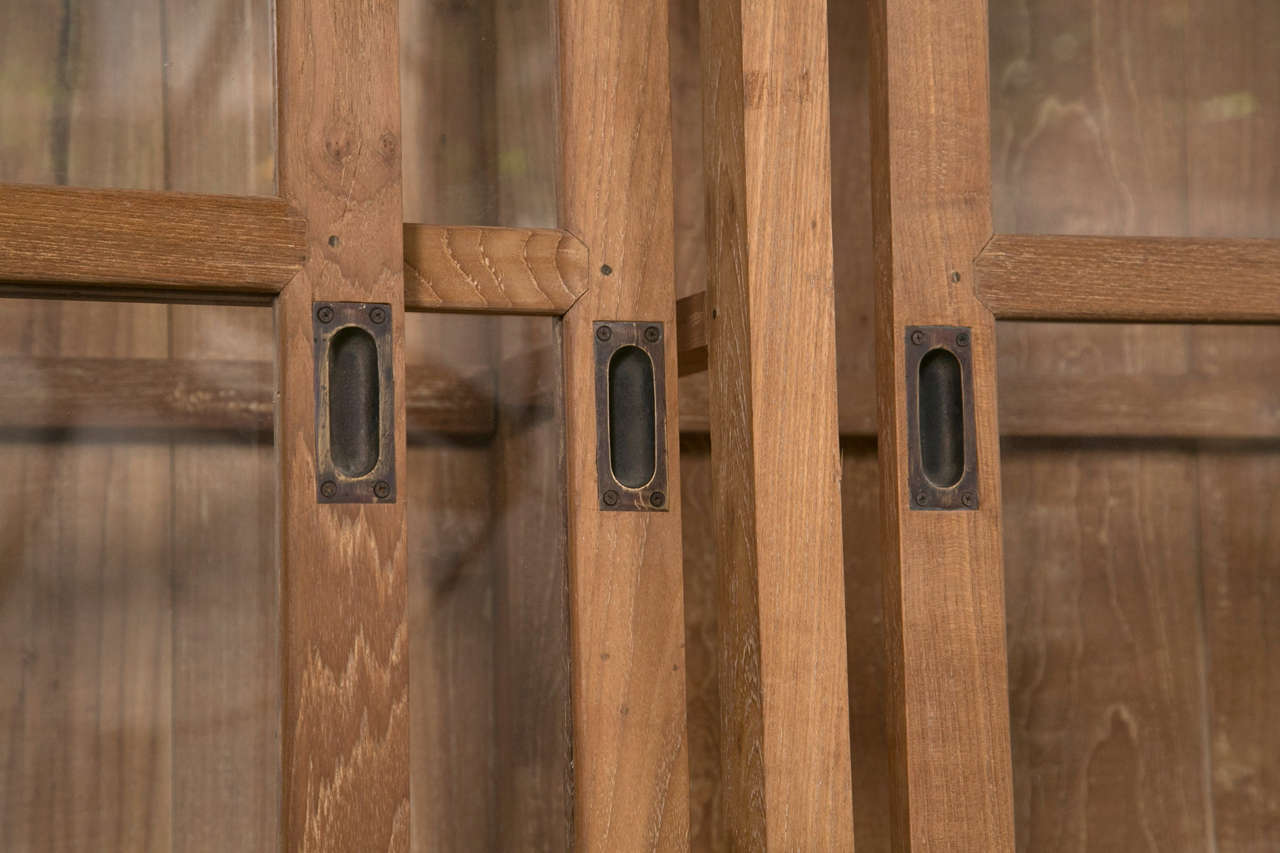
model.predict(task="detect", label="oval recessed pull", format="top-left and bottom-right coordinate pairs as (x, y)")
top-left (917, 347), bottom-right (964, 488)
top-left (328, 326), bottom-right (380, 478)
top-left (608, 345), bottom-right (657, 489)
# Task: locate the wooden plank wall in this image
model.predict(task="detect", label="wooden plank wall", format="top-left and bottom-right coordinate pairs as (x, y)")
top-left (676, 0), bottom-right (1280, 851)
top-left (0, 3), bottom-right (278, 852)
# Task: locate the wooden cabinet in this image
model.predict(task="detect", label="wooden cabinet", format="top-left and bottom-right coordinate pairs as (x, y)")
top-left (2, 0), bottom-right (1277, 851)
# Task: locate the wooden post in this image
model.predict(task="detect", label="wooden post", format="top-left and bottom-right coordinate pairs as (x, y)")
top-left (275, 1), bottom-right (410, 850)
top-left (867, 0), bottom-right (1016, 849)
top-left (557, 0), bottom-right (692, 847)
top-left (698, 0), bottom-right (856, 848)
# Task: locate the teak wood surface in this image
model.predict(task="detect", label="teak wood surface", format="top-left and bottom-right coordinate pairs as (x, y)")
top-left (868, 0), bottom-right (1016, 848)
top-left (975, 234), bottom-right (1280, 322)
top-left (698, 0), bottom-right (855, 847)
top-left (403, 224), bottom-right (588, 314)
top-left (556, 0), bottom-right (692, 846)
top-left (275, 0), bottom-right (409, 850)
top-left (0, 184), bottom-right (305, 299)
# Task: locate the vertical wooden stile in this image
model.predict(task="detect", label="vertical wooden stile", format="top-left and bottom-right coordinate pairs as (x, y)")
top-left (867, 0), bottom-right (1016, 849)
top-left (698, 0), bottom-right (856, 848)
top-left (275, 1), bottom-right (410, 850)
top-left (557, 0), bottom-right (692, 847)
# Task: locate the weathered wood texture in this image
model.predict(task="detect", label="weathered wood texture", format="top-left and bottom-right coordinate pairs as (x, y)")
top-left (699, 0), bottom-right (854, 847)
top-left (403, 225), bottom-right (587, 314)
top-left (0, 356), bottom-right (494, 435)
top-left (557, 0), bottom-right (692, 846)
top-left (869, 0), bottom-right (1016, 850)
top-left (990, 0), bottom-right (1280, 850)
top-left (975, 234), bottom-right (1280, 322)
top-left (0, 184), bottom-right (305, 297)
top-left (0, 3), bottom-right (280, 851)
top-left (276, 0), bottom-right (409, 849)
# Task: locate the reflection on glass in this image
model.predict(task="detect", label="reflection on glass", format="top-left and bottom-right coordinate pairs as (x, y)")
top-left (992, 4), bottom-right (1280, 849)
top-left (406, 312), bottom-right (570, 851)
top-left (0, 0), bottom-right (276, 194)
top-left (400, 0), bottom-right (558, 226)
top-left (0, 299), bottom-right (278, 850)
top-left (991, 0), bottom-right (1280, 238)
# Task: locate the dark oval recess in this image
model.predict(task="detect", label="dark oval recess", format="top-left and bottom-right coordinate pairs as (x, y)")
top-left (329, 326), bottom-right (380, 478)
top-left (918, 347), bottom-right (964, 487)
top-left (608, 345), bottom-right (657, 489)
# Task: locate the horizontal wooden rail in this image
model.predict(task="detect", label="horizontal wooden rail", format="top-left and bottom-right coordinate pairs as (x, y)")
top-left (403, 224), bottom-right (588, 314)
top-left (679, 369), bottom-right (1280, 439)
top-left (6, 352), bottom-right (1275, 440)
top-left (676, 291), bottom-right (708, 376)
top-left (0, 184), bottom-right (307, 301)
top-left (975, 234), bottom-right (1280, 322)
top-left (0, 357), bottom-right (493, 436)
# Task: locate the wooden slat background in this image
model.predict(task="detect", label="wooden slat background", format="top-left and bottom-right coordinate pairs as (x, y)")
top-left (675, 0), bottom-right (1280, 850)
top-left (1, 2), bottom-right (570, 851)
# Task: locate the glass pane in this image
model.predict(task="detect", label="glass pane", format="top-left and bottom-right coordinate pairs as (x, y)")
top-left (406, 312), bottom-right (570, 851)
top-left (0, 0), bottom-right (276, 195)
top-left (400, 0), bottom-right (558, 226)
top-left (990, 0), bottom-right (1280, 238)
top-left (0, 299), bottom-right (278, 850)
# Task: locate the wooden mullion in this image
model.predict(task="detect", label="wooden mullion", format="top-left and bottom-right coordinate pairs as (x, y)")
top-left (868, 0), bottom-right (1016, 849)
top-left (975, 233), bottom-right (1280, 322)
top-left (699, 0), bottom-right (855, 846)
top-left (275, 0), bottom-right (409, 850)
top-left (0, 184), bottom-right (305, 297)
top-left (556, 0), bottom-right (692, 846)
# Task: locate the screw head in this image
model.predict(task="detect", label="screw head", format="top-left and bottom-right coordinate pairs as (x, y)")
top-left (369, 306), bottom-right (387, 324)
top-left (644, 325), bottom-right (661, 343)
top-left (910, 330), bottom-right (926, 346)
top-left (320, 481), bottom-right (337, 498)
top-left (956, 331), bottom-right (970, 347)
top-left (961, 492), bottom-right (977, 508)
top-left (596, 325), bottom-right (612, 342)
top-left (316, 305), bottom-right (334, 324)
top-left (374, 480), bottom-right (392, 500)
top-left (328, 235), bottom-right (340, 248)
top-left (950, 271), bottom-right (962, 283)
top-left (602, 490), bottom-right (619, 507)
top-left (915, 492), bottom-right (929, 506)
top-left (600, 264), bottom-right (613, 276)
top-left (649, 491), bottom-right (666, 508)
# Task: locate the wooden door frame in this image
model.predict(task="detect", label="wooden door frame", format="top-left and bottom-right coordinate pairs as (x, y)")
top-left (0, 0), bottom-right (693, 848)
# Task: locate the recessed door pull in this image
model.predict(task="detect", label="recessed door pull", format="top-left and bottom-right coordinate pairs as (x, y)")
top-left (905, 325), bottom-right (979, 510)
top-left (314, 302), bottom-right (396, 503)
top-left (595, 321), bottom-right (669, 511)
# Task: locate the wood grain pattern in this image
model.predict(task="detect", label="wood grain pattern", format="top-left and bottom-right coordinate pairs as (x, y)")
top-left (976, 234), bottom-right (1280, 322)
top-left (675, 291), bottom-right (708, 376)
top-left (0, 356), bottom-right (493, 435)
top-left (403, 224), bottom-right (587, 314)
top-left (0, 183), bottom-right (305, 297)
top-left (275, 0), bottom-right (409, 849)
top-left (869, 0), bottom-right (1016, 848)
top-left (1002, 442), bottom-right (1212, 852)
top-left (557, 0), bottom-right (692, 846)
top-left (699, 0), bottom-right (854, 846)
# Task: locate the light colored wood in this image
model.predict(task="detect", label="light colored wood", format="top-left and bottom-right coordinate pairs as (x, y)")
top-left (0, 184), bottom-right (305, 297)
top-left (557, 0), bottom-right (692, 846)
top-left (275, 0), bottom-right (409, 850)
top-left (975, 234), bottom-right (1280, 322)
top-left (869, 0), bottom-right (1016, 849)
top-left (0, 356), bottom-right (493, 435)
top-left (699, 0), bottom-right (854, 847)
top-left (403, 224), bottom-right (587, 314)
